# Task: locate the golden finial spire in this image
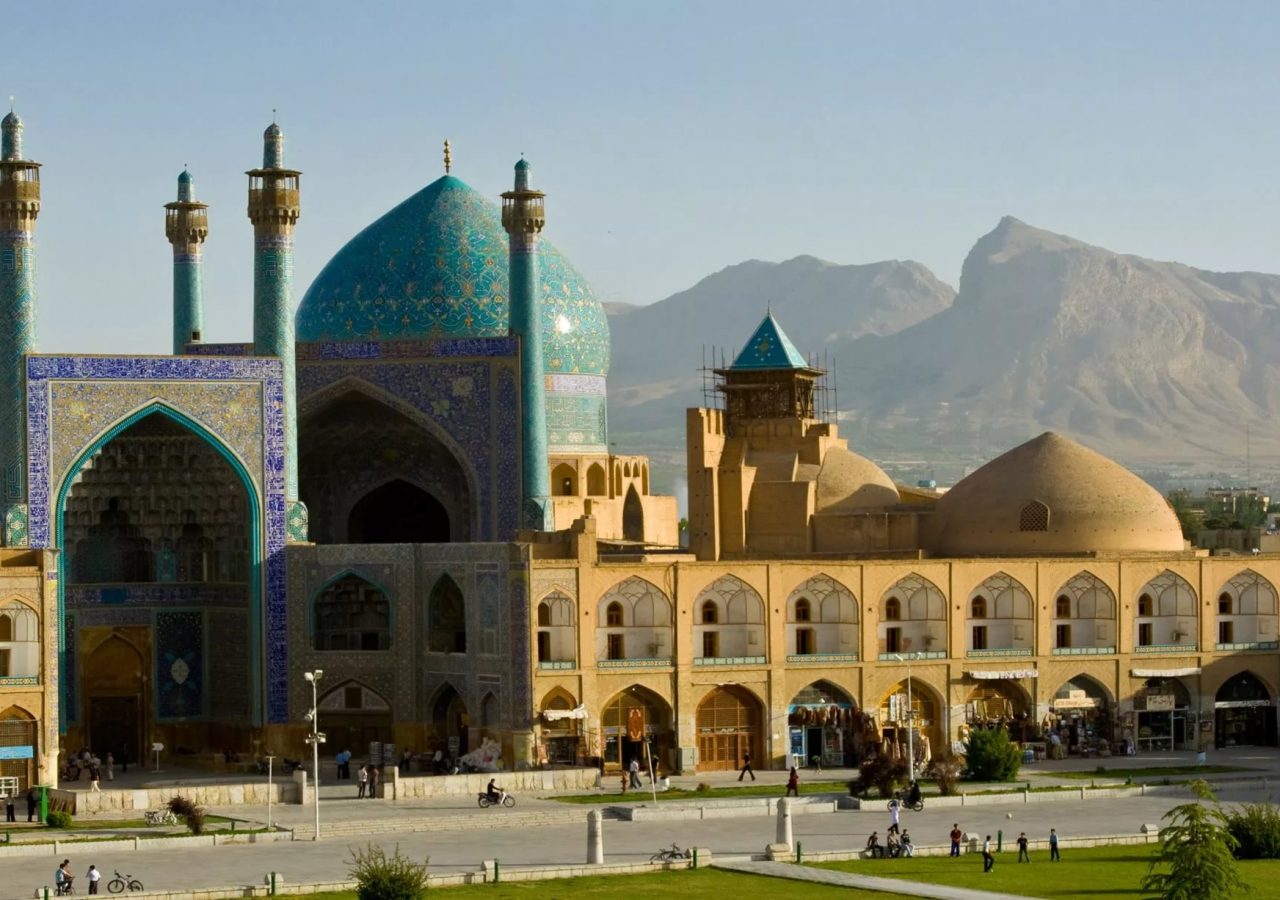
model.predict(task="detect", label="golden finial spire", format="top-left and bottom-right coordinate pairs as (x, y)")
top-left (443, 139), bottom-right (452, 174)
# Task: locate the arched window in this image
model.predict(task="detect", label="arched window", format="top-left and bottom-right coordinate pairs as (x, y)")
top-left (1219, 592), bottom-right (1232, 615)
top-left (971, 596), bottom-right (987, 619)
top-left (701, 600), bottom-right (719, 624)
top-left (884, 597), bottom-right (901, 620)
top-left (794, 597), bottom-right (812, 622)
top-left (427, 574), bottom-right (466, 653)
top-left (313, 574), bottom-right (390, 651)
top-left (1056, 595), bottom-right (1071, 618)
top-left (537, 602), bottom-right (551, 627)
top-left (1019, 500), bottom-right (1050, 532)
top-left (1138, 594), bottom-right (1153, 617)
top-left (606, 601), bottom-right (623, 627)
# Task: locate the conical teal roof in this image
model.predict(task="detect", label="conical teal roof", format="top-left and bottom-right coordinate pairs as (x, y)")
top-left (730, 313), bottom-right (809, 370)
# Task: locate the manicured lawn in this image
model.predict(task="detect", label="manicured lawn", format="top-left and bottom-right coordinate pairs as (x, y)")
top-left (1053, 765), bottom-right (1249, 780)
top-left (815, 844), bottom-right (1280, 899)
top-left (306, 869), bottom-right (872, 898)
top-left (552, 781), bottom-right (850, 804)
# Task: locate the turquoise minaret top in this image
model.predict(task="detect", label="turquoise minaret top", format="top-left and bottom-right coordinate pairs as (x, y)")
top-left (501, 158), bottom-right (552, 530)
top-left (165, 169), bottom-right (208, 353)
top-left (247, 121), bottom-right (305, 540)
top-left (0, 108), bottom-right (39, 546)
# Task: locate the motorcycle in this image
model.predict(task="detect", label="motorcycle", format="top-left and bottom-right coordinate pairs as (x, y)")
top-left (477, 790), bottom-right (516, 808)
top-left (888, 790), bottom-right (924, 812)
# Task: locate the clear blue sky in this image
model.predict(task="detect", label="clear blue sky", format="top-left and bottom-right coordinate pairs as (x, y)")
top-left (11, 1), bottom-right (1280, 352)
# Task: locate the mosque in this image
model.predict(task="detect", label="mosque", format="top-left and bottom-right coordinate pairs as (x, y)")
top-left (1, 109), bottom-right (1278, 792)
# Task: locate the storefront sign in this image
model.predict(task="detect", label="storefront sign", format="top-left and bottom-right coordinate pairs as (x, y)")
top-left (1132, 667), bottom-right (1200, 678)
top-left (1214, 700), bottom-right (1272, 709)
top-left (1146, 695), bottom-right (1176, 711)
top-left (968, 670), bottom-right (1039, 680)
top-left (0, 746), bottom-right (33, 760)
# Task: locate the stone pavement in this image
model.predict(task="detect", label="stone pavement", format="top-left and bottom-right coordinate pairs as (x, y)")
top-left (718, 859), bottom-right (1036, 899)
top-left (0, 785), bottom-right (1262, 900)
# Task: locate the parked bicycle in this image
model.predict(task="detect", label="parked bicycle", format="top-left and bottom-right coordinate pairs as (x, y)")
top-left (106, 871), bottom-right (144, 894)
top-left (650, 843), bottom-right (691, 862)
top-left (143, 808), bottom-right (178, 826)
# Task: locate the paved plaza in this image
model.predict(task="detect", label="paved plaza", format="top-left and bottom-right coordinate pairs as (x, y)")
top-left (1, 766), bottom-right (1273, 898)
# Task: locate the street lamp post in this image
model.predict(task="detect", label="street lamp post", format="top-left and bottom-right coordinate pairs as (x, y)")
top-left (894, 654), bottom-right (915, 784)
top-left (303, 669), bottom-right (324, 841)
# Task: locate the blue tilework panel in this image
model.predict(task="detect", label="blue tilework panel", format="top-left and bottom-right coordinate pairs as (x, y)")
top-left (26, 355), bottom-right (292, 724)
top-left (63, 611), bottom-right (76, 726)
top-left (298, 353), bottom-right (522, 541)
top-left (0, 233), bottom-right (36, 514)
top-left (156, 610), bottom-right (204, 719)
top-left (295, 174), bottom-right (610, 398)
top-left (254, 236), bottom-right (300, 506)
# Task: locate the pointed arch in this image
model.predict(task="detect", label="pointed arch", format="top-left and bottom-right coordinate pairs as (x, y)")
top-left (1137, 570), bottom-right (1197, 617)
top-left (480, 692), bottom-right (499, 728)
top-left (969, 572), bottom-right (1032, 619)
top-left (1052, 571), bottom-right (1116, 620)
top-left (54, 401), bottom-right (265, 727)
top-left (881, 574), bottom-right (945, 621)
top-left (623, 484), bottom-right (644, 542)
top-left (429, 680), bottom-right (470, 756)
top-left (696, 575), bottom-right (764, 624)
top-left (597, 576), bottom-right (672, 625)
top-left (1219, 569), bottom-right (1278, 616)
top-left (787, 574), bottom-right (857, 623)
top-left (596, 577), bottom-right (673, 663)
top-left (551, 462), bottom-right (578, 497)
top-left (696, 684), bottom-right (763, 771)
top-left (540, 686), bottom-right (577, 711)
top-left (586, 463), bottom-right (606, 496)
top-left (313, 571), bottom-right (391, 651)
top-left (427, 573), bottom-right (466, 653)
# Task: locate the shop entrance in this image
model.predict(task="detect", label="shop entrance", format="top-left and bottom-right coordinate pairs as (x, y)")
top-left (878, 679), bottom-right (941, 768)
top-left (964, 679), bottom-right (1035, 742)
top-left (1048, 676), bottom-right (1114, 757)
top-left (0, 706), bottom-right (36, 791)
top-left (1133, 678), bottom-right (1195, 752)
top-left (696, 685), bottom-right (761, 771)
top-left (1215, 672), bottom-right (1277, 749)
top-left (788, 681), bottom-right (857, 767)
top-left (601, 686), bottom-right (672, 772)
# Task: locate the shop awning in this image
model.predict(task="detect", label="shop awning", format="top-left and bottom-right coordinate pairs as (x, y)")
top-left (1214, 700), bottom-right (1272, 709)
top-left (543, 705), bottom-right (589, 721)
top-left (1131, 667), bottom-right (1201, 678)
top-left (967, 670), bottom-right (1038, 680)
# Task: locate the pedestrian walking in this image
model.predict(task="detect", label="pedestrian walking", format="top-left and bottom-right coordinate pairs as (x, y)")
top-left (889, 797), bottom-right (901, 830)
top-left (89, 765), bottom-right (101, 793)
top-left (1017, 831), bottom-right (1030, 862)
top-left (368, 766), bottom-right (380, 798)
top-left (738, 749), bottom-right (755, 782)
top-left (949, 823), bottom-right (963, 857)
top-left (1049, 827), bottom-right (1060, 861)
top-left (86, 864), bottom-right (101, 895)
top-left (357, 765), bottom-right (368, 798)
top-left (4, 793), bottom-right (14, 822)
top-left (785, 766), bottom-right (799, 797)
top-left (105, 752), bottom-right (114, 782)
top-left (628, 757), bottom-right (642, 789)
top-left (26, 788), bottom-right (36, 822)
top-left (982, 835), bottom-right (995, 873)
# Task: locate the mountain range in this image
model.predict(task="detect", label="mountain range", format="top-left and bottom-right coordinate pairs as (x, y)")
top-left (606, 218), bottom-right (1280, 483)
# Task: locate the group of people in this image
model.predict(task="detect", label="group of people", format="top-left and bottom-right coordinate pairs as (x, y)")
top-left (54, 860), bottom-right (102, 895)
top-left (61, 749), bottom-right (117, 789)
top-left (3, 787), bottom-right (39, 823)
top-left (865, 825), bottom-right (915, 858)
top-left (949, 822), bottom-right (1062, 871)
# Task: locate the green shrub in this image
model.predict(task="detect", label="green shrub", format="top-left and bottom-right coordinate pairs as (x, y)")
top-left (45, 810), bottom-right (72, 828)
top-left (848, 755), bottom-right (908, 798)
top-left (926, 753), bottom-right (963, 796)
top-left (1227, 803), bottom-right (1280, 859)
top-left (1144, 781), bottom-right (1241, 900)
top-left (964, 728), bottom-right (1022, 782)
top-left (695, 782), bottom-right (712, 793)
top-left (349, 843), bottom-right (429, 900)
top-left (167, 794), bottom-right (207, 835)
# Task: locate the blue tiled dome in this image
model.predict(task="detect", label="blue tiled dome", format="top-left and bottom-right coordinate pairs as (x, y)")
top-left (296, 175), bottom-right (610, 378)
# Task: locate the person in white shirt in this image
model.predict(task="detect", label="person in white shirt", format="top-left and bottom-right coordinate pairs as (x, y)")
top-left (86, 865), bottom-right (101, 895)
top-left (982, 835), bottom-right (995, 873)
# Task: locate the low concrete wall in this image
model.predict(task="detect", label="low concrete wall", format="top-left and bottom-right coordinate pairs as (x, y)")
top-left (1, 830), bottom-right (293, 858)
top-left (618, 795), bottom-right (844, 821)
top-left (50, 781), bottom-right (297, 815)
top-left (385, 767), bottom-right (599, 800)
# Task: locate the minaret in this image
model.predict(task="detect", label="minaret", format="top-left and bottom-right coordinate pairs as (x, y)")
top-left (165, 169), bottom-right (208, 354)
top-left (246, 121), bottom-right (305, 540)
top-left (501, 157), bottom-right (551, 530)
top-left (0, 108), bottom-right (39, 546)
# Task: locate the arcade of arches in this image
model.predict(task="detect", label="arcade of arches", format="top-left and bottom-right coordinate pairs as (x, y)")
top-left (299, 392), bottom-right (470, 544)
top-left (61, 412), bottom-right (255, 755)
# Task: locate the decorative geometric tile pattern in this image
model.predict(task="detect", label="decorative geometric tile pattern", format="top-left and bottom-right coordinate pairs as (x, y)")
top-left (156, 609), bottom-right (204, 719)
top-left (25, 354), bottom-right (291, 724)
top-left (63, 611), bottom-right (76, 725)
top-left (254, 234), bottom-right (300, 507)
top-left (4, 503), bottom-right (27, 547)
top-left (287, 500), bottom-right (309, 543)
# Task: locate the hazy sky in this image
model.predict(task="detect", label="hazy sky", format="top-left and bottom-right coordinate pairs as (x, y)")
top-left (10, 1), bottom-right (1280, 353)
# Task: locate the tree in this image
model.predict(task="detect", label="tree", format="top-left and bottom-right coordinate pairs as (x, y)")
top-left (1167, 493), bottom-right (1200, 540)
top-left (963, 727), bottom-right (1021, 782)
top-left (1142, 781), bottom-right (1242, 900)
